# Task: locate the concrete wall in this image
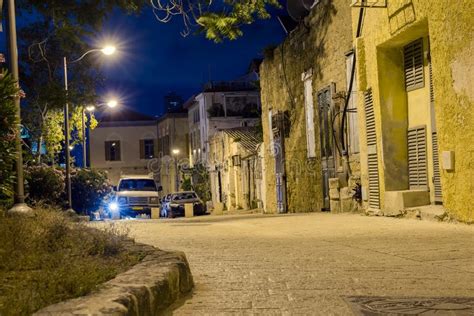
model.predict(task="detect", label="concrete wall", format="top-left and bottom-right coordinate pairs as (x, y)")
top-left (353, 0), bottom-right (474, 221)
top-left (90, 122), bottom-right (157, 185)
top-left (260, 0), bottom-right (357, 214)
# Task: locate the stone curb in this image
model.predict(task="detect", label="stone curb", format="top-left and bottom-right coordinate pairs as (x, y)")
top-left (35, 247), bottom-right (194, 315)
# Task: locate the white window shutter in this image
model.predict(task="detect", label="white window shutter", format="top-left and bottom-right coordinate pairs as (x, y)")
top-left (364, 89), bottom-right (380, 209)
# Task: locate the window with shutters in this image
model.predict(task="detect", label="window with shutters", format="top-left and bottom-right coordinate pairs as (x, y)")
top-left (364, 89), bottom-right (380, 209)
top-left (140, 139), bottom-right (155, 159)
top-left (303, 73), bottom-right (316, 158)
top-left (105, 140), bottom-right (121, 161)
top-left (404, 39), bottom-right (424, 91)
top-left (408, 126), bottom-right (428, 190)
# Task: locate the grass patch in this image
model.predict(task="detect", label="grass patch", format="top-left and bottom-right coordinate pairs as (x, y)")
top-left (0, 208), bottom-right (146, 315)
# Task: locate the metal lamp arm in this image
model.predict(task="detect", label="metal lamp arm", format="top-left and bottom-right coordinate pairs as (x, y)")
top-left (69, 48), bottom-right (102, 64)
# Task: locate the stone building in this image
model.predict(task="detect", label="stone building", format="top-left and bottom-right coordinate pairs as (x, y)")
top-left (89, 109), bottom-right (158, 185)
top-left (185, 80), bottom-right (261, 168)
top-left (260, 0), bottom-right (360, 213)
top-left (351, 0), bottom-right (474, 222)
top-left (208, 127), bottom-right (264, 213)
top-left (155, 112), bottom-right (189, 195)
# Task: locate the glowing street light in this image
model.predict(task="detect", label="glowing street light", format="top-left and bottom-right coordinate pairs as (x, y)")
top-left (172, 149), bottom-right (180, 155)
top-left (101, 46), bottom-right (116, 56)
top-left (107, 99), bottom-right (118, 108)
top-left (172, 149), bottom-right (181, 192)
top-left (63, 44), bottom-right (118, 213)
top-left (86, 105), bottom-right (96, 112)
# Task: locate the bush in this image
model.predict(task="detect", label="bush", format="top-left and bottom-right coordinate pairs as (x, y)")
top-left (0, 208), bottom-right (143, 314)
top-left (71, 169), bottom-right (112, 215)
top-left (25, 164), bottom-right (65, 206)
top-left (0, 70), bottom-right (19, 209)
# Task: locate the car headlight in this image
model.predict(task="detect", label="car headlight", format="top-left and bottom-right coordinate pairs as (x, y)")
top-left (109, 202), bottom-right (119, 212)
top-left (149, 197), bottom-right (159, 204)
top-left (118, 197), bottom-right (128, 204)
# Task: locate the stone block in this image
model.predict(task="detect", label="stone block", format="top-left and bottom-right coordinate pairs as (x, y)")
top-left (185, 203), bottom-right (193, 218)
top-left (329, 178), bottom-right (340, 189)
top-left (329, 188), bottom-right (340, 200)
top-left (384, 190), bottom-right (430, 216)
top-left (330, 200), bottom-right (341, 213)
top-left (151, 207), bottom-right (160, 219)
top-left (340, 187), bottom-right (352, 200)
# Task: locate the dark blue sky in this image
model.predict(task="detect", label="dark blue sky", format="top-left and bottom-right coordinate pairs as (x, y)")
top-left (99, 9), bottom-right (286, 116)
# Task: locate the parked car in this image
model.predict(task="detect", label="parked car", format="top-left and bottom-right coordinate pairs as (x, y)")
top-left (161, 191), bottom-right (206, 218)
top-left (108, 175), bottom-right (162, 219)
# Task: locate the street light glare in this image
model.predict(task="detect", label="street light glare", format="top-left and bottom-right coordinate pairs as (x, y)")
top-left (107, 100), bottom-right (118, 108)
top-left (172, 149), bottom-right (180, 155)
top-left (101, 46), bottom-right (116, 56)
top-left (86, 105), bottom-right (95, 112)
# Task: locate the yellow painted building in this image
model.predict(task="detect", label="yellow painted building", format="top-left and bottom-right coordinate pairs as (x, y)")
top-left (352, 0), bottom-right (474, 221)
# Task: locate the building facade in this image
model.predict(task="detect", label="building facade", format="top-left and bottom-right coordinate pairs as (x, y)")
top-left (260, 0), bottom-right (359, 214)
top-left (156, 112), bottom-right (189, 195)
top-left (90, 110), bottom-right (158, 185)
top-left (352, 0), bottom-right (474, 222)
top-left (186, 81), bottom-right (261, 167)
top-left (208, 127), bottom-right (264, 213)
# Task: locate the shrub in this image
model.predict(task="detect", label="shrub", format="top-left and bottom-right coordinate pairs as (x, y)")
top-left (25, 164), bottom-right (65, 206)
top-left (0, 208), bottom-right (142, 314)
top-left (0, 70), bottom-right (19, 209)
top-left (71, 169), bottom-right (112, 215)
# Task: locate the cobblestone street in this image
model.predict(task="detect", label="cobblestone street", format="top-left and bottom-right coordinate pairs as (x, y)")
top-left (125, 213), bottom-right (474, 315)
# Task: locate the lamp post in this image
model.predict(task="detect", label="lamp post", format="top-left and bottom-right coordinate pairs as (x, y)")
top-left (6, 0), bottom-right (32, 214)
top-left (63, 46), bottom-right (116, 212)
top-left (83, 100), bottom-right (118, 168)
top-left (172, 149), bottom-right (180, 192)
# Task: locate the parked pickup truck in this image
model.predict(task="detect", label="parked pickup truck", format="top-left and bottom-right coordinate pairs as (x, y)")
top-left (108, 175), bottom-right (162, 219)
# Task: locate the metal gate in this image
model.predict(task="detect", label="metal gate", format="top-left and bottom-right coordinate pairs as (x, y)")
top-left (317, 87), bottom-right (335, 211)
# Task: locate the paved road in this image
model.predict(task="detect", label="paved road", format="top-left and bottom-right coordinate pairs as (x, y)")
top-left (124, 213), bottom-right (474, 315)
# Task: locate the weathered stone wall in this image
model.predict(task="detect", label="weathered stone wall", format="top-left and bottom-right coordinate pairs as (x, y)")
top-left (353, 0), bottom-right (474, 221)
top-left (260, 0), bottom-right (355, 213)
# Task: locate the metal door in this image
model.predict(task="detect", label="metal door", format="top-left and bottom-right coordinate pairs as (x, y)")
top-left (318, 88), bottom-right (335, 211)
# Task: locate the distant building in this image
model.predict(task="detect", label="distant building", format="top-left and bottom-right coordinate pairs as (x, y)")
top-left (89, 109), bottom-right (157, 185)
top-left (185, 71), bottom-right (261, 168)
top-left (156, 112), bottom-right (189, 195)
top-left (208, 127), bottom-right (265, 213)
top-left (164, 92), bottom-right (184, 113)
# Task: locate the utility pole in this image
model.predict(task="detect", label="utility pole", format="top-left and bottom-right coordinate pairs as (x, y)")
top-left (6, 0), bottom-right (32, 214)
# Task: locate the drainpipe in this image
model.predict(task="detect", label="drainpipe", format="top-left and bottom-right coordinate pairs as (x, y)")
top-left (340, 7), bottom-right (365, 179)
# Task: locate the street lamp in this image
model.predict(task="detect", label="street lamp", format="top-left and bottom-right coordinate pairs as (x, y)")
top-left (172, 149), bottom-right (180, 192)
top-left (63, 45), bottom-right (116, 213)
top-left (6, 0), bottom-right (32, 214)
top-left (82, 100), bottom-right (119, 168)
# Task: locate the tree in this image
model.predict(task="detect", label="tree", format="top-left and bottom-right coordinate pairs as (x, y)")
top-left (17, 1), bottom-right (145, 164)
top-left (0, 70), bottom-right (19, 208)
top-left (150, 0), bottom-right (281, 42)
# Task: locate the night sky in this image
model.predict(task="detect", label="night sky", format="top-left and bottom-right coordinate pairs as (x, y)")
top-left (0, 6), bottom-right (286, 117)
top-left (98, 9), bottom-right (286, 116)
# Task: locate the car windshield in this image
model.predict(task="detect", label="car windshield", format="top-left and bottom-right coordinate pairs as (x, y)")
top-left (118, 179), bottom-right (157, 191)
top-left (172, 192), bottom-right (197, 201)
